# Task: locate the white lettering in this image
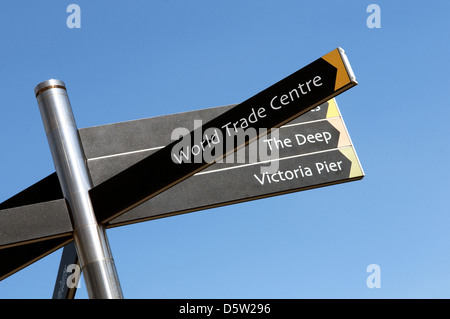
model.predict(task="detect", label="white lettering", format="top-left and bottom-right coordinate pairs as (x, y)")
top-left (366, 4), bottom-right (381, 29)
top-left (66, 264), bottom-right (81, 289)
top-left (366, 264), bottom-right (381, 288)
top-left (254, 165), bottom-right (312, 185)
top-left (295, 131), bottom-right (332, 146)
top-left (315, 160), bottom-right (343, 174)
top-left (66, 4), bottom-right (81, 29)
top-left (270, 75), bottom-right (323, 110)
top-left (179, 303), bottom-right (214, 316)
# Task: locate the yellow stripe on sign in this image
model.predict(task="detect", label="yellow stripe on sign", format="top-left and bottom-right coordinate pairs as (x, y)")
top-left (322, 49), bottom-right (351, 92)
top-left (326, 98), bottom-right (340, 118)
top-left (339, 147), bottom-right (364, 179)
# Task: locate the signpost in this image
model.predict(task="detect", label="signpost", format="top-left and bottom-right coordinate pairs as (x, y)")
top-left (0, 48), bottom-right (362, 298)
top-left (88, 47), bottom-right (357, 224)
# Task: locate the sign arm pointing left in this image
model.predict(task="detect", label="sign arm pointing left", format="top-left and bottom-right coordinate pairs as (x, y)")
top-left (0, 236), bottom-right (72, 281)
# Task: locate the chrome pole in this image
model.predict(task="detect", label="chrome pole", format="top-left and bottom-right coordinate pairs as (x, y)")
top-left (35, 79), bottom-right (123, 299)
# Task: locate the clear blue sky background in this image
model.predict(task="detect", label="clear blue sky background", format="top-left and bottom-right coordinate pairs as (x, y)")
top-left (0, 1), bottom-right (449, 299)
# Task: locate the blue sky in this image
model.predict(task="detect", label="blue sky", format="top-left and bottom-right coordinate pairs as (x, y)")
top-left (0, 1), bottom-right (449, 299)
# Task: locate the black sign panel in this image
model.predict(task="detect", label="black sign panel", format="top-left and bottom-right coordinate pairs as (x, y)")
top-left (0, 236), bottom-right (71, 281)
top-left (89, 47), bottom-right (357, 224)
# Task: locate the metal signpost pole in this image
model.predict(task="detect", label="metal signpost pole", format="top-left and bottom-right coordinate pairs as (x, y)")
top-left (35, 79), bottom-right (123, 299)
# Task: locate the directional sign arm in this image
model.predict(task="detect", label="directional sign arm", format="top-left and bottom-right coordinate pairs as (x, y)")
top-left (0, 172), bottom-right (63, 211)
top-left (0, 199), bottom-right (73, 249)
top-left (0, 236), bottom-right (72, 281)
top-left (0, 174), bottom-right (71, 281)
top-left (89, 47), bottom-right (357, 224)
